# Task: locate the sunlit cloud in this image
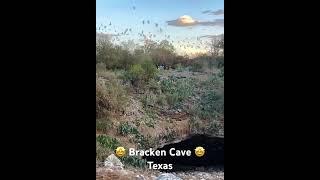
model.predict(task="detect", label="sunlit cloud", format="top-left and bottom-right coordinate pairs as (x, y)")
top-left (167, 15), bottom-right (224, 27)
top-left (167, 15), bottom-right (198, 26)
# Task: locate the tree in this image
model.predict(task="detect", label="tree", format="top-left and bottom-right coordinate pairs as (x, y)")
top-left (121, 40), bottom-right (136, 54)
top-left (208, 34), bottom-right (224, 57)
top-left (159, 40), bottom-right (175, 53)
top-left (150, 40), bottom-right (176, 68)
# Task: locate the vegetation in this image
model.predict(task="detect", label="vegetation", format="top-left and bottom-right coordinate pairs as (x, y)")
top-left (96, 72), bottom-right (128, 118)
top-left (96, 118), bottom-right (113, 133)
top-left (96, 33), bottom-right (224, 167)
top-left (118, 122), bottom-right (139, 136)
top-left (96, 134), bottom-right (147, 168)
top-left (161, 77), bottom-right (196, 108)
top-left (120, 155), bottom-right (147, 169)
top-left (96, 135), bottom-right (121, 150)
top-left (123, 59), bottom-right (158, 87)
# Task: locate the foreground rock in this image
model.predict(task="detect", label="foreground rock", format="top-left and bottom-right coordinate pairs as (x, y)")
top-left (104, 154), bottom-right (124, 170)
top-left (156, 173), bottom-right (182, 180)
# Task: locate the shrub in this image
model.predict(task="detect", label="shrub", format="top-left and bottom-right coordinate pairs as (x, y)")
top-left (96, 73), bottom-right (128, 118)
top-left (120, 155), bottom-right (147, 168)
top-left (141, 60), bottom-right (158, 81)
top-left (96, 118), bottom-right (113, 133)
top-left (96, 39), bottom-right (135, 70)
top-left (141, 91), bottom-right (157, 108)
top-left (141, 112), bottom-right (156, 128)
top-left (145, 78), bottom-right (161, 94)
top-left (96, 142), bottom-right (113, 161)
top-left (161, 78), bottom-right (195, 108)
top-left (156, 94), bottom-right (167, 106)
top-left (190, 61), bottom-right (204, 72)
top-left (124, 60), bottom-right (158, 87)
top-left (126, 64), bottom-right (145, 86)
top-left (96, 135), bottom-right (120, 150)
top-left (133, 54), bottom-right (153, 65)
top-left (160, 129), bottom-right (176, 142)
top-left (96, 62), bottom-right (106, 72)
top-left (215, 56), bottom-right (224, 69)
top-left (206, 74), bottom-right (224, 89)
top-left (196, 90), bottom-right (224, 121)
top-left (134, 133), bottom-right (156, 149)
top-left (174, 63), bottom-right (184, 72)
top-left (118, 122), bottom-right (139, 136)
top-left (218, 67), bottom-right (224, 78)
top-left (206, 120), bottom-right (222, 136)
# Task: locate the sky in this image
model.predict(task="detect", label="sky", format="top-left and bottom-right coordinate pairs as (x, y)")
top-left (96, 0), bottom-right (224, 56)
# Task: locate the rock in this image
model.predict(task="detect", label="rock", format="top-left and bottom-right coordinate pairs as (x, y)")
top-left (136, 174), bottom-right (145, 180)
top-left (156, 173), bottom-right (182, 180)
top-left (104, 154), bottom-right (124, 170)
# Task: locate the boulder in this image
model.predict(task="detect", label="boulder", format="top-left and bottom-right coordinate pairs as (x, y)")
top-left (104, 154), bottom-right (124, 170)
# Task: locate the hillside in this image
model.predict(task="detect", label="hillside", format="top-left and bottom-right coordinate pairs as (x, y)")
top-left (96, 66), bottom-right (224, 158)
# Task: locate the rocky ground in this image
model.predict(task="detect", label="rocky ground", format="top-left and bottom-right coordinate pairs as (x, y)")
top-left (97, 154), bottom-right (224, 180)
top-left (97, 168), bottom-right (224, 180)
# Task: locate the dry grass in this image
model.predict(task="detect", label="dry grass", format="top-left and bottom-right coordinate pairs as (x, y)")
top-left (96, 71), bottom-right (128, 119)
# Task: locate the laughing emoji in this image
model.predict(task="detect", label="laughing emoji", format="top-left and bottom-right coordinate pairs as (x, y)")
top-left (195, 146), bottom-right (205, 157)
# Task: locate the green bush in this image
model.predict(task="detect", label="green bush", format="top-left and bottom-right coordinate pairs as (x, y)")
top-left (124, 60), bottom-right (158, 87)
top-left (141, 60), bottom-right (158, 81)
top-left (96, 135), bottom-right (120, 150)
top-left (126, 64), bottom-right (145, 85)
top-left (96, 40), bottom-right (135, 70)
top-left (118, 122), bottom-right (139, 136)
top-left (120, 155), bottom-right (147, 168)
top-left (161, 78), bottom-right (195, 108)
top-left (196, 90), bottom-right (224, 121)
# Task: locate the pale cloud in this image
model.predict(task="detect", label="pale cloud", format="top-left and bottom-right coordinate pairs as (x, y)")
top-left (199, 34), bottom-right (224, 40)
top-left (96, 32), bottom-right (119, 41)
top-left (202, 9), bottom-right (224, 15)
